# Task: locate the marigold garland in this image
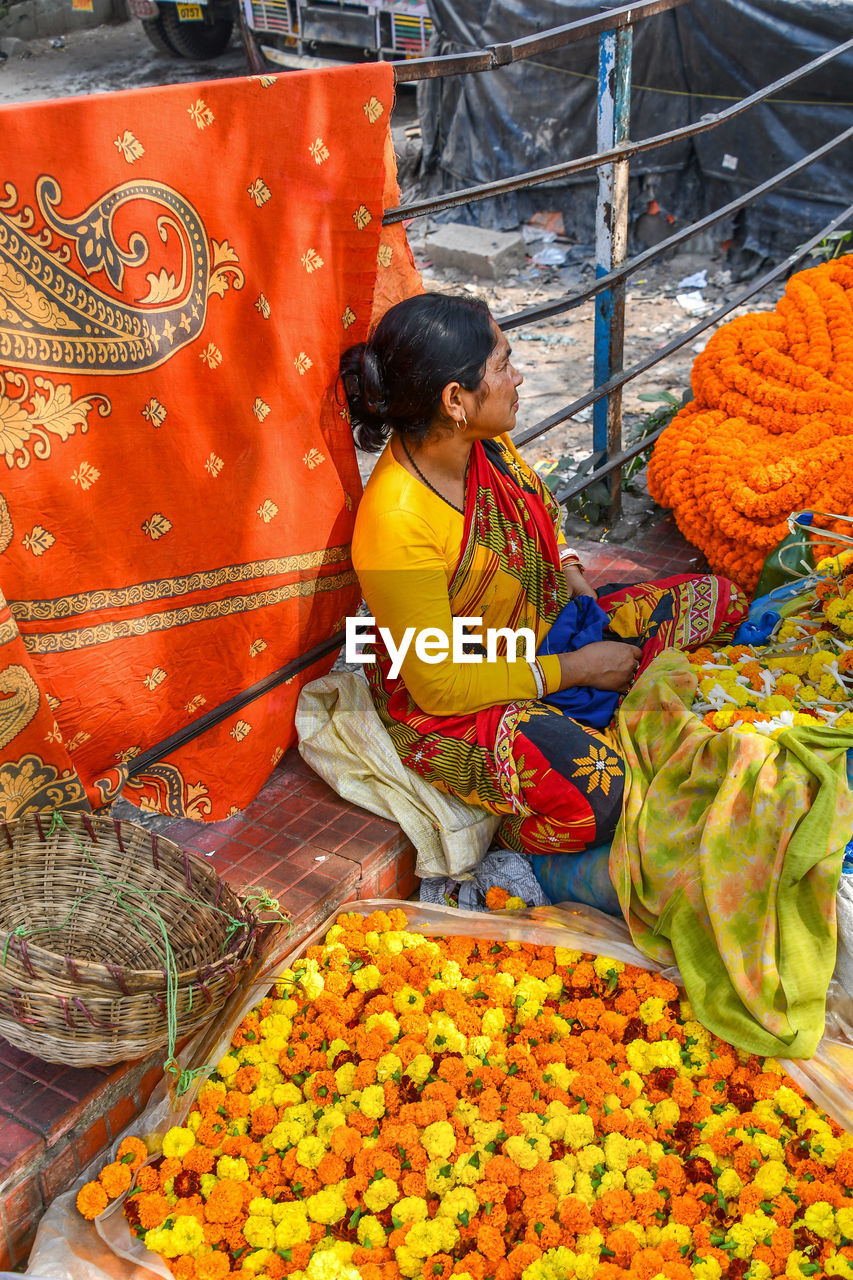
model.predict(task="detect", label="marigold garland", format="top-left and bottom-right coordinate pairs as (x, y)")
top-left (648, 255), bottom-right (853, 592)
top-left (77, 908), bottom-right (853, 1280)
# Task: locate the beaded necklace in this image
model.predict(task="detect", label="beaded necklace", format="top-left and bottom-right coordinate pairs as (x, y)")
top-left (400, 437), bottom-right (469, 516)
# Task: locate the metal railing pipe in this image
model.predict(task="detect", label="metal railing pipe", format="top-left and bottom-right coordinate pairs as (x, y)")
top-left (383, 37), bottom-right (853, 224)
top-left (497, 125), bottom-right (853, 332)
top-left (392, 0), bottom-right (691, 82)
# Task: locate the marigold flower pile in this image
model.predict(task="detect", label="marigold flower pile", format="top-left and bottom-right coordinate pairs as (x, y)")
top-left (647, 255), bottom-right (853, 592)
top-left (77, 907), bottom-right (853, 1280)
top-left (687, 550), bottom-right (853, 734)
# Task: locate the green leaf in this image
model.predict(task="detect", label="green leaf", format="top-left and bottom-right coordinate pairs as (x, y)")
top-left (349, 1208), bottom-right (363, 1229)
top-left (460, 1210), bottom-right (470, 1227)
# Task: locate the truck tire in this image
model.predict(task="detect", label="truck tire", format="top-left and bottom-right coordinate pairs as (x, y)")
top-left (159, 3), bottom-right (234, 58)
top-left (141, 14), bottom-right (182, 56)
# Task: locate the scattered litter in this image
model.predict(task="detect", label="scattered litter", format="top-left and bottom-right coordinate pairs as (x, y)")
top-left (50, 36), bottom-right (65, 48)
top-left (573, 406), bottom-right (593, 423)
top-left (532, 245), bottom-right (568, 267)
top-left (528, 210), bottom-right (566, 235)
top-left (314, 855), bottom-right (327, 862)
top-left (516, 330), bottom-right (578, 345)
top-left (522, 224), bottom-right (557, 243)
top-left (677, 269), bottom-right (707, 289)
top-left (676, 290), bottom-right (711, 316)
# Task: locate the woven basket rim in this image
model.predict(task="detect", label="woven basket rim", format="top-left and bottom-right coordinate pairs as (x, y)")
top-left (0, 812), bottom-right (258, 990)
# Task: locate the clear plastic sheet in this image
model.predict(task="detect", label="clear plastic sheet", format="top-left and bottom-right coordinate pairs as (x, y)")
top-left (28, 899), bottom-right (853, 1280)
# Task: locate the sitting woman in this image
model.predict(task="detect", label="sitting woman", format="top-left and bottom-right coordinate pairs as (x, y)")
top-left (341, 293), bottom-right (747, 857)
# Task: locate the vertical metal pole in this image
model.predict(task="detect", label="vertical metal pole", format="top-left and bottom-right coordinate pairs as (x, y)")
top-left (593, 24), bottom-right (632, 522)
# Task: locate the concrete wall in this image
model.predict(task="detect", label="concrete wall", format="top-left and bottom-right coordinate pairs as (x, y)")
top-left (0, 0), bottom-right (123, 40)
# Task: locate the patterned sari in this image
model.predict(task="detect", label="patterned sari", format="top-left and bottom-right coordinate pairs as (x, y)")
top-left (366, 437), bottom-right (748, 856)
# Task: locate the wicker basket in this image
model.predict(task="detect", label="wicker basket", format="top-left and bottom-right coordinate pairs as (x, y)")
top-left (0, 812), bottom-right (262, 1066)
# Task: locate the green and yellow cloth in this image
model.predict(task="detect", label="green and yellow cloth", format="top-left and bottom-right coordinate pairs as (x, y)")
top-left (611, 650), bottom-right (853, 1059)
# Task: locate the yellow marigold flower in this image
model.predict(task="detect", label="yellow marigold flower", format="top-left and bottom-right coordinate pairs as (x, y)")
top-left (551, 1160), bottom-right (575, 1197)
top-left (244, 1214), bottom-right (276, 1250)
top-left (296, 1135), bottom-right (325, 1169)
top-left (454, 1151), bottom-right (486, 1186)
top-left (334, 1063), bottom-right (357, 1095)
top-left (273, 1081), bottom-right (302, 1108)
top-left (216, 1155), bottom-right (249, 1181)
top-left (249, 1197), bottom-right (275, 1218)
top-left (505, 1135), bottom-right (539, 1170)
top-left (363, 1176), bottom-right (398, 1213)
top-left (316, 1109), bottom-right (347, 1143)
top-left (593, 955), bottom-right (625, 981)
top-left (692, 1259), bottom-right (723, 1280)
top-left (804, 1201), bottom-right (837, 1239)
top-left (626, 1166), bottom-right (654, 1194)
top-left (217, 1053), bottom-right (239, 1079)
top-left (436, 1187), bottom-right (478, 1222)
top-left (554, 947), bottom-right (581, 967)
top-left (825, 1252), bottom-right (853, 1278)
top-left (717, 1168), bottom-right (743, 1199)
top-left (241, 1249), bottom-right (271, 1274)
top-left (404, 1054), bottom-right (433, 1086)
top-left (603, 1132), bottom-right (630, 1172)
top-left (392, 985), bottom-right (424, 1015)
top-left (274, 1213), bottom-right (311, 1249)
top-left (306, 1187), bottom-right (347, 1225)
top-left (352, 963), bottom-right (382, 992)
top-left (359, 1084), bottom-right (386, 1120)
top-left (576, 1143), bottom-right (605, 1173)
top-left (637, 993), bottom-right (666, 1024)
top-left (652, 1099), bottom-right (680, 1128)
top-left (161, 1124), bottom-right (196, 1161)
top-left (421, 1120), bottom-right (455, 1161)
top-left (356, 1215), bottom-right (387, 1249)
top-left (563, 1112), bottom-right (595, 1149)
top-left (753, 1159), bottom-right (788, 1198)
top-left (391, 1197), bottom-right (428, 1226)
top-left (481, 1007), bottom-right (506, 1038)
top-left (425, 1160), bottom-right (454, 1196)
top-left (375, 1052), bottom-right (402, 1082)
top-left (836, 1206), bottom-right (853, 1239)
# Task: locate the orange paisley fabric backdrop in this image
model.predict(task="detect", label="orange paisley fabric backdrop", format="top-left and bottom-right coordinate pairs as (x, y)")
top-left (0, 64), bottom-right (419, 821)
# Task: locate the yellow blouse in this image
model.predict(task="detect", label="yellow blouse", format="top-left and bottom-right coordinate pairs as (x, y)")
top-left (351, 434), bottom-right (567, 716)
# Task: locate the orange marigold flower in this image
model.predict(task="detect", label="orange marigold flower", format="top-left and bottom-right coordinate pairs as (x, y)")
top-left (116, 1135), bottom-right (148, 1173)
top-left (137, 1191), bottom-right (173, 1230)
top-left (485, 887), bottom-right (511, 910)
top-left (204, 1179), bottom-right (245, 1224)
top-left (249, 1104), bottom-right (278, 1137)
top-left (76, 1182), bottom-right (109, 1220)
top-left (317, 1152), bottom-right (347, 1185)
top-left (136, 1165), bottom-right (161, 1192)
top-left (99, 1161), bottom-right (132, 1199)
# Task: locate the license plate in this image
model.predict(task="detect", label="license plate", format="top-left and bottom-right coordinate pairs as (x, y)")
top-left (176, 4), bottom-right (204, 19)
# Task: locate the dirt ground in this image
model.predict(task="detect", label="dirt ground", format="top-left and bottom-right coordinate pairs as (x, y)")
top-left (0, 20), bottom-right (781, 536)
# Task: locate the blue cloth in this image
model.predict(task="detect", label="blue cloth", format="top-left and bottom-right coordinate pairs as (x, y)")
top-left (531, 844), bottom-right (621, 915)
top-left (538, 595), bottom-right (621, 729)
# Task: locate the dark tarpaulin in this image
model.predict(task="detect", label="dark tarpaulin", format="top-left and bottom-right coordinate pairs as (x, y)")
top-left (416, 0), bottom-right (853, 260)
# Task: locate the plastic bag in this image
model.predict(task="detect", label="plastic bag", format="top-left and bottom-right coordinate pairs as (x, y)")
top-left (27, 899), bottom-right (853, 1280)
top-left (754, 509), bottom-right (853, 598)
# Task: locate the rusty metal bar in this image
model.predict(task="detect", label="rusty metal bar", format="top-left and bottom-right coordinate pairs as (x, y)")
top-left (392, 0), bottom-right (691, 83)
top-left (513, 200), bottom-right (853, 463)
top-left (497, 125), bottom-right (853, 333)
top-left (593, 24), bottom-right (632, 520)
top-left (383, 36), bottom-right (853, 225)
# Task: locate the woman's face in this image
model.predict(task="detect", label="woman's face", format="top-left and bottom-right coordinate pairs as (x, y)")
top-left (465, 321), bottom-right (524, 439)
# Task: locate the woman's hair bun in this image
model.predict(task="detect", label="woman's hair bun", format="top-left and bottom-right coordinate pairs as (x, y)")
top-left (339, 293), bottom-right (496, 453)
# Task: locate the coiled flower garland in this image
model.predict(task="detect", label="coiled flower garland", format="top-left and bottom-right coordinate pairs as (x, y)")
top-left (648, 256), bottom-right (853, 592)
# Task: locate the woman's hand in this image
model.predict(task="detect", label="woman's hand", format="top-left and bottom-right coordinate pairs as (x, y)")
top-left (564, 566), bottom-right (597, 601)
top-left (557, 641), bottom-right (641, 693)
